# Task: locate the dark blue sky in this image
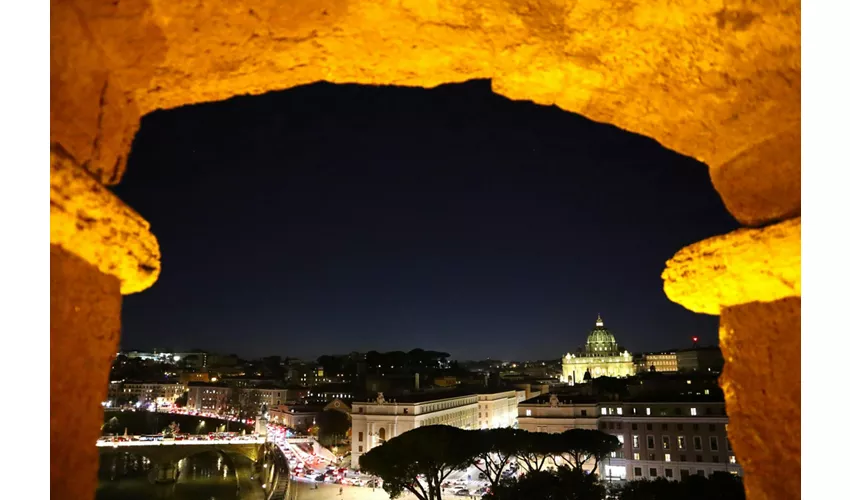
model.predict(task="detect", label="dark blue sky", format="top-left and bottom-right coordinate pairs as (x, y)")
top-left (114, 80), bottom-right (737, 361)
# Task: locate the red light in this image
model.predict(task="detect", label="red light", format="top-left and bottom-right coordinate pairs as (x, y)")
top-left (692, 336), bottom-right (699, 343)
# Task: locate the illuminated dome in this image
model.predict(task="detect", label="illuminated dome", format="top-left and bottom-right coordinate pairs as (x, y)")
top-left (585, 314), bottom-right (620, 356)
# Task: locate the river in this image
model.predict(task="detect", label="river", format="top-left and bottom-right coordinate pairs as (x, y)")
top-left (96, 450), bottom-right (264, 500)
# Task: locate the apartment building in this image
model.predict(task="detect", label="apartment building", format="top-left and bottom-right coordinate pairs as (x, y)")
top-left (120, 381), bottom-right (186, 405)
top-left (517, 395), bottom-right (742, 482)
top-left (186, 383), bottom-right (233, 413)
top-left (350, 389), bottom-right (520, 469)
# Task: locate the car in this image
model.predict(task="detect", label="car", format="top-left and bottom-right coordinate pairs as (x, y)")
top-left (478, 473), bottom-right (486, 480)
top-left (455, 489), bottom-right (469, 496)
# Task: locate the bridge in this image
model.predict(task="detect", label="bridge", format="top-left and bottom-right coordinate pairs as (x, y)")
top-left (98, 436), bottom-right (292, 498)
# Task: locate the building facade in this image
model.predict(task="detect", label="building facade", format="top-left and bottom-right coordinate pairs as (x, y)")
top-left (562, 315), bottom-right (635, 384)
top-left (120, 382), bottom-right (186, 406)
top-left (635, 352), bottom-right (679, 373)
top-left (186, 384), bottom-right (232, 413)
top-left (517, 396), bottom-right (742, 482)
top-left (269, 404), bottom-right (323, 431)
top-left (350, 390), bottom-right (520, 469)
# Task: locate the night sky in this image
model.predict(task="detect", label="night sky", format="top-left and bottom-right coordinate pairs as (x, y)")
top-left (114, 80), bottom-right (738, 361)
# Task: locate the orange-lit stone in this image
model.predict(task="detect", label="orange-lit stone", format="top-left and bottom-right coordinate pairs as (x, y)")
top-left (53, 0), bottom-right (800, 227)
top-left (662, 217), bottom-right (800, 315)
top-left (720, 298), bottom-right (801, 500)
top-left (50, 148), bottom-right (160, 295)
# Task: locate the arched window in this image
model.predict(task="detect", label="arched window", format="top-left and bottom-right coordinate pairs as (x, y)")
top-left (378, 428), bottom-right (386, 442)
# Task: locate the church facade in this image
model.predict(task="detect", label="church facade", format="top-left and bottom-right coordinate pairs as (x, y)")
top-left (561, 315), bottom-right (635, 384)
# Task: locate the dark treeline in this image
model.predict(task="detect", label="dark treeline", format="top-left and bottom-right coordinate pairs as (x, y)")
top-left (359, 426), bottom-right (744, 500)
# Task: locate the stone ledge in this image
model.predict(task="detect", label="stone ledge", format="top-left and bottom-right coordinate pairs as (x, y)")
top-left (50, 149), bottom-right (161, 294)
top-left (662, 218), bottom-right (800, 315)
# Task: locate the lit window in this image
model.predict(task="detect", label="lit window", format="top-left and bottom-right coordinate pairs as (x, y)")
top-left (525, 409), bottom-right (531, 416)
top-left (617, 407), bottom-right (623, 415)
top-left (646, 408), bottom-right (651, 415)
top-left (633, 453), bottom-right (640, 460)
top-left (677, 436), bottom-right (686, 449)
top-left (690, 408), bottom-right (697, 416)
top-left (633, 435), bottom-right (640, 448)
top-left (601, 408), bottom-right (608, 415)
top-left (704, 389), bottom-right (710, 395)
top-left (729, 455), bottom-right (737, 464)
top-left (664, 454), bottom-right (671, 462)
top-left (617, 435), bottom-right (624, 444)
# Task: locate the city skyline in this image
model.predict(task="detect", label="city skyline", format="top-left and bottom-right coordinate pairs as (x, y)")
top-left (115, 80), bottom-right (737, 361)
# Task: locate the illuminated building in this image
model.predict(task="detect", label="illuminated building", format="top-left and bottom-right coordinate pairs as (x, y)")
top-left (518, 395), bottom-right (742, 481)
top-left (561, 315), bottom-right (635, 384)
top-left (635, 352), bottom-right (679, 373)
top-left (186, 383), bottom-right (232, 413)
top-left (350, 389), bottom-right (521, 469)
top-left (121, 382), bottom-right (186, 406)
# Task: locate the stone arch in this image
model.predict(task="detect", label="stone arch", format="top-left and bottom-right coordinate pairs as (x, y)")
top-left (51, 2), bottom-right (800, 500)
top-left (378, 427), bottom-right (386, 442)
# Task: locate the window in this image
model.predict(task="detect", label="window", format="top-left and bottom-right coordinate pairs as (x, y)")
top-left (696, 455), bottom-right (703, 463)
top-left (662, 436), bottom-right (670, 449)
top-left (648, 453), bottom-right (656, 460)
top-left (647, 436), bottom-right (655, 449)
top-left (708, 424), bottom-right (716, 432)
top-left (358, 446), bottom-right (363, 452)
top-left (632, 436), bottom-right (640, 448)
top-left (617, 435), bottom-right (625, 445)
top-left (581, 410), bottom-right (587, 417)
top-left (680, 455), bottom-right (687, 462)
top-left (617, 407), bottom-right (623, 415)
top-left (697, 470), bottom-right (705, 477)
top-left (712, 456), bottom-right (719, 463)
top-left (665, 468), bottom-right (673, 478)
top-left (690, 407), bottom-right (697, 416)
top-left (525, 409), bottom-right (531, 416)
top-left (729, 455), bottom-right (737, 464)
top-left (647, 424), bottom-right (653, 431)
top-left (601, 408), bottom-right (608, 415)
top-left (634, 467), bottom-right (642, 477)
top-left (710, 437), bottom-right (719, 451)
top-left (677, 423), bottom-right (684, 431)
top-left (664, 454), bottom-right (671, 462)
top-left (649, 468), bottom-right (658, 477)
top-left (694, 437), bottom-right (703, 450)
top-left (632, 423), bottom-right (638, 431)
top-left (358, 432), bottom-right (363, 442)
top-left (693, 424), bottom-right (700, 431)
top-left (646, 408), bottom-right (652, 416)
top-left (633, 452), bottom-right (640, 460)
top-left (661, 423), bottom-right (668, 431)
top-left (681, 470), bottom-right (690, 479)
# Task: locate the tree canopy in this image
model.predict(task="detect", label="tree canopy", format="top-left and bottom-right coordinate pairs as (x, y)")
top-left (485, 466), bottom-right (606, 500)
top-left (360, 425), bottom-right (475, 500)
top-left (315, 409), bottom-right (351, 447)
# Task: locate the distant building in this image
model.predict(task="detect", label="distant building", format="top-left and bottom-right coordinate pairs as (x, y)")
top-left (350, 389), bottom-right (521, 469)
top-left (517, 393), bottom-right (742, 482)
top-left (269, 403), bottom-right (324, 432)
top-left (121, 382), bottom-right (186, 406)
top-left (676, 347), bottom-right (724, 373)
top-left (186, 383), bottom-right (232, 413)
top-left (305, 383), bottom-right (354, 404)
top-left (634, 352), bottom-right (679, 373)
top-left (562, 315), bottom-right (635, 384)
top-left (179, 372), bottom-right (210, 385)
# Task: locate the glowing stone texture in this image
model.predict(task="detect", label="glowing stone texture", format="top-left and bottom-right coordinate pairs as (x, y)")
top-left (51, 0), bottom-right (800, 225)
top-left (662, 217), bottom-right (801, 315)
top-left (50, 149), bottom-right (161, 295)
